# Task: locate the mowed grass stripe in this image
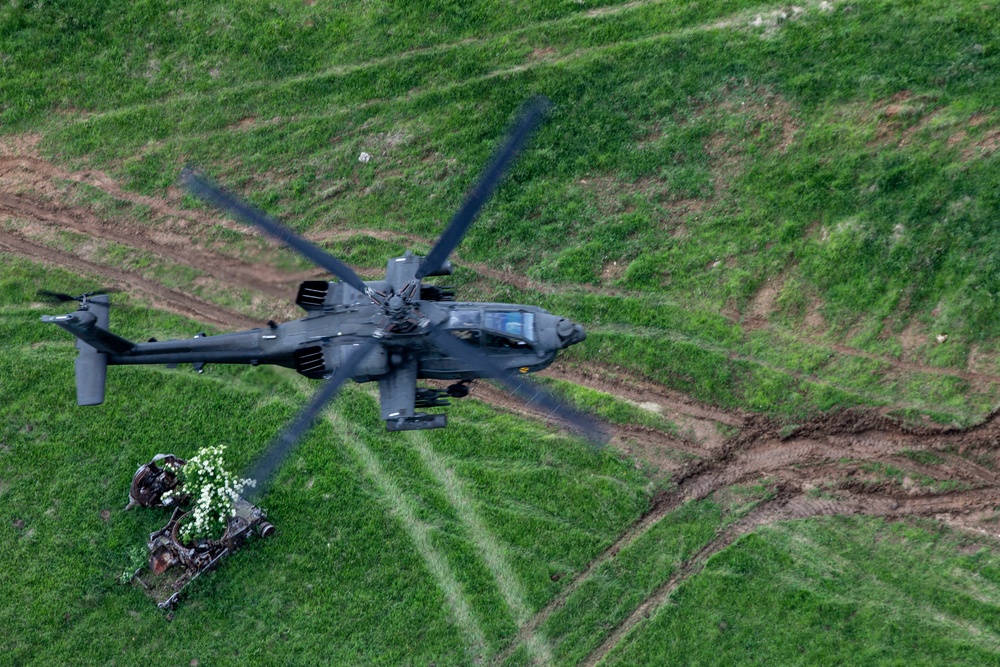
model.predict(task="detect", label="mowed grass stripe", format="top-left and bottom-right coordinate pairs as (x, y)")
top-left (405, 430), bottom-right (554, 665)
top-left (577, 498), bottom-right (781, 667)
top-left (599, 517), bottom-right (1000, 666)
top-left (498, 490), bottom-right (770, 666)
top-left (490, 493), bottom-right (686, 665)
top-left (47, 0), bottom-right (743, 130)
top-left (324, 408), bottom-right (489, 661)
top-left (44, 0), bottom-right (806, 165)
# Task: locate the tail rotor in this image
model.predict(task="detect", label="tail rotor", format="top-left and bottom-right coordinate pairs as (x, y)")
top-left (37, 288), bottom-right (121, 308)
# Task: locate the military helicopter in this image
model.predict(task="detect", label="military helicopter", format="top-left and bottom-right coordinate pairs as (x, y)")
top-left (41, 98), bottom-right (606, 490)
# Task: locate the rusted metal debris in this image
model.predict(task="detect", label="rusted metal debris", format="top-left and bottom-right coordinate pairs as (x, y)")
top-left (125, 454), bottom-right (186, 510)
top-left (126, 454), bottom-right (275, 609)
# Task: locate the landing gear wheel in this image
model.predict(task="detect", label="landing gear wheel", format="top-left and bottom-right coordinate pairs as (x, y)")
top-left (446, 381), bottom-right (471, 398)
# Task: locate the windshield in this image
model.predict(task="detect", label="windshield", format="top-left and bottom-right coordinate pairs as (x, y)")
top-left (484, 311), bottom-right (535, 341)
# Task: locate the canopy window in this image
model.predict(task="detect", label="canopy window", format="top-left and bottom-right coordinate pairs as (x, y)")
top-left (483, 311), bottom-right (535, 341)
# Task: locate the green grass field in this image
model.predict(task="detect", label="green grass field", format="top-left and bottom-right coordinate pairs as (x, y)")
top-left (1, 270), bottom-right (650, 665)
top-left (4, 0), bottom-right (1000, 664)
top-left (603, 517), bottom-right (1000, 666)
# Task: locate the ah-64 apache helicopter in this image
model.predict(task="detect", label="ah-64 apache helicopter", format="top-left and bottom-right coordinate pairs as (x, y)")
top-left (41, 98), bottom-right (606, 491)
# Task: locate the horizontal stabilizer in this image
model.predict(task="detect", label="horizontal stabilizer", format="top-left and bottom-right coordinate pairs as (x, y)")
top-left (41, 294), bottom-right (123, 405)
top-left (75, 351), bottom-right (107, 406)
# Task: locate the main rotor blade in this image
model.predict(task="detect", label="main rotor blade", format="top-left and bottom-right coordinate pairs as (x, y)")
top-left (415, 96), bottom-right (550, 280)
top-left (37, 290), bottom-right (80, 303)
top-left (244, 340), bottom-right (378, 499)
top-left (182, 169), bottom-right (370, 295)
top-left (429, 328), bottom-right (609, 447)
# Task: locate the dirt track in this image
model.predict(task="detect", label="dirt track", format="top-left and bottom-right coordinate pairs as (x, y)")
top-left (489, 394), bottom-right (1000, 665)
top-left (5, 140), bottom-right (1000, 663)
top-left (6, 138), bottom-right (1000, 531)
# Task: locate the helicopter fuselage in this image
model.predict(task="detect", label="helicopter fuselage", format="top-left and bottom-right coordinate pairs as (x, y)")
top-left (43, 268), bottom-right (586, 397)
top-left (94, 298), bottom-right (583, 383)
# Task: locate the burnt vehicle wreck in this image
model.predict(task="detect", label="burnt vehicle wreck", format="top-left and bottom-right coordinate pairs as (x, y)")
top-left (126, 455), bottom-right (275, 609)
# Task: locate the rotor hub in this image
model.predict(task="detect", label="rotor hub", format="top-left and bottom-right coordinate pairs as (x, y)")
top-left (388, 295), bottom-right (405, 313)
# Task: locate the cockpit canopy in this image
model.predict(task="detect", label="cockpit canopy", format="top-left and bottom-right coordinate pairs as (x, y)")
top-left (447, 308), bottom-right (535, 349)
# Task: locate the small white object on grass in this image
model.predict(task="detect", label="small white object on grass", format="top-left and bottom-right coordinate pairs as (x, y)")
top-left (358, 152), bottom-right (372, 163)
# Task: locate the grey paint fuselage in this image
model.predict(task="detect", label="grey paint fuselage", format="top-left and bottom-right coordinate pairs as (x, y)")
top-left (49, 298), bottom-right (580, 383)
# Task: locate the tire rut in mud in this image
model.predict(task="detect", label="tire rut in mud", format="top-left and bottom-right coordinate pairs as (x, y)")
top-left (488, 489), bottom-right (687, 666)
top-left (0, 226), bottom-right (258, 329)
top-left (494, 408), bottom-right (1000, 665)
top-left (0, 190), bottom-right (299, 299)
top-left (578, 483), bottom-right (1000, 667)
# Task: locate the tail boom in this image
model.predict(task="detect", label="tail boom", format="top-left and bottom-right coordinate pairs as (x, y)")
top-left (42, 295), bottom-right (292, 405)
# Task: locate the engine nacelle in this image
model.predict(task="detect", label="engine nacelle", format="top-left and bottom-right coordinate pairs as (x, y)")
top-left (296, 280), bottom-right (377, 311)
top-left (293, 342), bottom-right (387, 380)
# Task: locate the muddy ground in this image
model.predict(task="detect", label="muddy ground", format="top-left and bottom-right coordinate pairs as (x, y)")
top-left (5, 140), bottom-right (1000, 663)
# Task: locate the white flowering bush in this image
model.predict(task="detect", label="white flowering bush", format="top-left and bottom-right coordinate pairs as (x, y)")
top-left (164, 445), bottom-right (255, 544)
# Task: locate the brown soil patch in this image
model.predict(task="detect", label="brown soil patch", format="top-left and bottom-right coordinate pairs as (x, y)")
top-left (230, 117), bottom-right (259, 130)
top-left (585, 0), bottom-right (647, 18)
top-left (970, 113), bottom-right (990, 127)
top-left (743, 275), bottom-right (784, 330)
top-left (0, 152), bottom-right (254, 237)
top-left (0, 190), bottom-right (296, 300)
top-left (967, 345), bottom-right (1000, 376)
top-left (0, 141), bottom-right (346, 323)
top-left (898, 317), bottom-right (928, 358)
top-left (868, 95), bottom-right (1000, 161)
top-left (577, 173), bottom-right (707, 221)
top-left (600, 259), bottom-right (627, 283)
top-left (528, 47), bottom-right (557, 59)
top-left (965, 127), bottom-right (1000, 160)
top-left (717, 86), bottom-right (799, 154)
top-left (803, 295), bottom-right (826, 332)
top-left (867, 91), bottom-right (944, 147)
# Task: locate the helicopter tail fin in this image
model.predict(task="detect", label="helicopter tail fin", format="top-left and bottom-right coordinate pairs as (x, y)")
top-left (40, 294), bottom-right (134, 405)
